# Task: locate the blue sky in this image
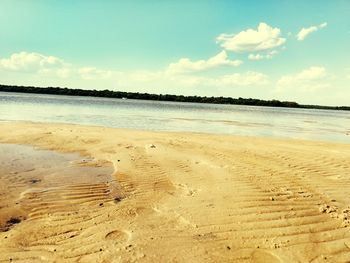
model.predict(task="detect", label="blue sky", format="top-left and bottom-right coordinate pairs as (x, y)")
top-left (0, 0), bottom-right (349, 105)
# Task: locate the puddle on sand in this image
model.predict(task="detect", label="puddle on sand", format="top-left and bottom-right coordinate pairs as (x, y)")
top-left (0, 143), bottom-right (119, 231)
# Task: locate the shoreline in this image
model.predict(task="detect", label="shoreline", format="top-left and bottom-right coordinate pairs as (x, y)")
top-left (1, 121), bottom-right (350, 262)
top-left (1, 120), bottom-right (349, 146)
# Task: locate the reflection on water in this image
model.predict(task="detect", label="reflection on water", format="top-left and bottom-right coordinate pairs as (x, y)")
top-left (0, 143), bottom-right (116, 231)
top-left (0, 92), bottom-right (349, 143)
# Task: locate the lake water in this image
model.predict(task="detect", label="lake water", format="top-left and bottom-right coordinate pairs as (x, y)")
top-left (0, 92), bottom-right (349, 143)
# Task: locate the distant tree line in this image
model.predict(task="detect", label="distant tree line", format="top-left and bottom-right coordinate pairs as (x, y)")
top-left (0, 84), bottom-right (349, 111)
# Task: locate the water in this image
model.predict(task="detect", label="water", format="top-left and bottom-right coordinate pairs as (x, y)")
top-left (0, 92), bottom-right (349, 143)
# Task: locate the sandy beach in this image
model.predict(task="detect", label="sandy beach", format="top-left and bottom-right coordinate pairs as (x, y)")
top-left (1, 121), bottom-right (350, 262)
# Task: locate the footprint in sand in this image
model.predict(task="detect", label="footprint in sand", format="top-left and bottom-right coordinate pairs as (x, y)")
top-left (152, 205), bottom-right (196, 228)
top-left (105, 229), bottom-right (132, 243)
top-left (176, 183), bottom-right (199, 197)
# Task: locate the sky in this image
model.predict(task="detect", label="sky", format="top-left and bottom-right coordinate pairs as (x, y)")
top-left (0, 0), bottom-right (349, 106)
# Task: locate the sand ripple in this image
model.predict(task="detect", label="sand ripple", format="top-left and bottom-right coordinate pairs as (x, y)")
top-left (1, 122), bottom-right (350, 262)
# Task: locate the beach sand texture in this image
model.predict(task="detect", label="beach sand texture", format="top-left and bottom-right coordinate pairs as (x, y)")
top-left (1, 122), bottom-right (350, 262)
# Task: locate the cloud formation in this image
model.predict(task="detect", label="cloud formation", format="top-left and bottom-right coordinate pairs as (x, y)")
top-left (0, 52), bottom-right (111, 80)
top-left (216, 22), bottom-right (286, 53)
top-left (248, 50), bottom-right (278, 60)
top-left (276, 66), bottom-right (328, 92)
top-left (0, 52), bottom-right (65, 72)
top-left (119, 70), bottom-right (268, 90)
top-left (78, 67), bottom-right (112, 80)
top-left (0, 51), bottom-right (268, 95)
top-left (167, 51), bottom-right (242, 74)
top-left (215, 71), bottom-right (269, 86)
top-left (296, 22), bottom-right (327, 41)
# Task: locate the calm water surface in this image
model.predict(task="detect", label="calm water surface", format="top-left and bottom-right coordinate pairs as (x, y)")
top-left (1, 92), bottom-right (349, 143)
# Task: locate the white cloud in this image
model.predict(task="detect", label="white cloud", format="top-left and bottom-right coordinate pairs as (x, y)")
top-left (0, 51), bottom-right (269, 97)
top-left (132, 52), bottom-right (267, 89)
top-left (296, 22), bottom-right (327, 41)
top-left (167, 51), bottom-right (242, 74)
top-left (276, 66), bottom-right (328, 92)
top-left (216, 71), bottom-right (269, 86)
top-left (216, 22), bottom-right (286, 53)
top-left (319, 22), bottom-right (328, 28)
top-left (296, 66), bottom-right (326, 80)
top-left (118, 70), bottom-right (268, 90)
top-left (78, 67), bottom-right (112, 80)
top-left (0, 52), bottom-right (111, 80)
top-left (164, 71), bottom-right (269, 88)
top-left (248, 50), bottom-right (278, 60)
top-left (0, 51), bottom-right (66, 72)
top-left (248, 54), bottom-right (264, 61)
top-left (38, 68), bottom-right (73, 79)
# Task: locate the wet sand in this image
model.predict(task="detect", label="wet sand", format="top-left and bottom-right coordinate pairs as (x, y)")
top-left (1, 122), bottom-right (350, 262)
top-left (0, 144), bottom-right (116, 232)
